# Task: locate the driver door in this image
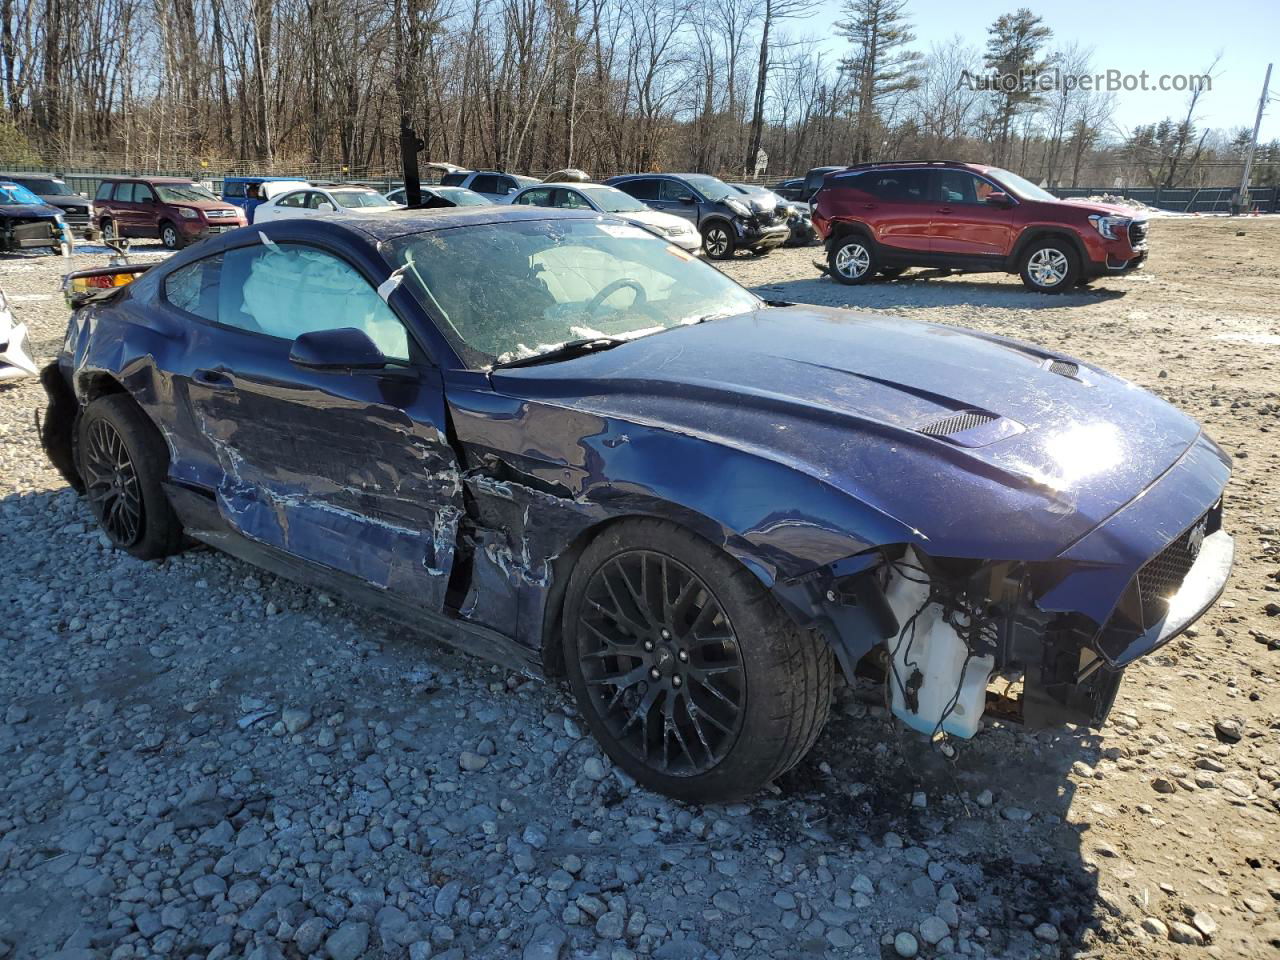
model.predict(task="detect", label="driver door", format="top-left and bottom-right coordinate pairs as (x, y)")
top-left (161, 241), bottom-right (463, 608)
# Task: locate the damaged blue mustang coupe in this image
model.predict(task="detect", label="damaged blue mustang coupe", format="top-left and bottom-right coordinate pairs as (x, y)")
top-left (41, 207), bottom-right (1233, 801)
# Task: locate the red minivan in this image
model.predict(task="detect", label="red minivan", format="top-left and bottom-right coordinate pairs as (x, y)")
top-left (94, 177), bottom-right (247, 250)
top-left (811, 161), bottom-right (1149, 292)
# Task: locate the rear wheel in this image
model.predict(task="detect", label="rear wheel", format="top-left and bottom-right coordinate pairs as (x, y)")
top-left (562, 519), bottom-right (832, 802)
top-left (702, 223), bottom-right (736, 260)
top-left (101, 219), bottom-right (116, 242)
top-left (77, 395), bottom-right (184, 560)
top-left (828, 234), bottom-right (876, 285)
top-left (1019, 240), bottom-right (1079, 292)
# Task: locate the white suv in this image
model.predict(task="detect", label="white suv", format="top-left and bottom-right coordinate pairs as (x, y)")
top-left (438, 170), bottom-right (540, 202)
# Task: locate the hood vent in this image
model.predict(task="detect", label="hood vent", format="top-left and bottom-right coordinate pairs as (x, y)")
top-left (918, 410), bottom-right (998, 437)
top-left (1048, 359), bottom-right (1079, 378)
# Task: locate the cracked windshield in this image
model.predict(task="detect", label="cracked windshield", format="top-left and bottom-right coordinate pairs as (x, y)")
top-left (388, 219), bottom-right (760, 367)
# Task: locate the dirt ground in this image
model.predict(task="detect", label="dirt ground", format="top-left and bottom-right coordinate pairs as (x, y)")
top-left (0, 218), bottom-right (1277, 960)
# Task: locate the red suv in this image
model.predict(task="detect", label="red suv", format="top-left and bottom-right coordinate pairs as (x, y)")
top-left (94, 177), bottom-right (246, 250)
top-left (811, 161), bottom-right (1148, 292)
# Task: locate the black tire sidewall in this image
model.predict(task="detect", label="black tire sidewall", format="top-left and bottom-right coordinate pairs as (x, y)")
top-left (562, 519), bottom-right (827, 803)
top-left (701, 223), bottom-right (735, 260)
top-left (1020, 240), bottom-right (1079, 292)
top-left (161, 222), bottom-right (181, 249)
top-left (828, 235), bottom-right (877, 285)
top-left (77, 395), bottom-right (183, 560)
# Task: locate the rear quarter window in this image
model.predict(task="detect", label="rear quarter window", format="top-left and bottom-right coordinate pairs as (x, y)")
top-left (95, 182), bottom-right (117, 201)
top-left (163, 256), bottom-right (222, 323)
top-left (616, 179), bottom-right (657, 201)
top-left (223, 182), bottom-right (246, 198)
top-left (440, 173), bottom-right (467, 187)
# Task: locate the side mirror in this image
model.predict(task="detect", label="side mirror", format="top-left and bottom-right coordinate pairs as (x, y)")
top-left (506, 187), bottom-right (516, 195)
top-left (316, 201), bottom-right (335, 212)
top-left (678, 195), bottom-right (696, 205)
top-left (289, 328), bottom-right (388, 371)
top-left (985, 192), bottom-right (1014, 208)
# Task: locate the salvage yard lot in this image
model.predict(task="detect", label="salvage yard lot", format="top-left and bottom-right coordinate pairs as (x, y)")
top-left (0, 218), bottom-right (1277, 959)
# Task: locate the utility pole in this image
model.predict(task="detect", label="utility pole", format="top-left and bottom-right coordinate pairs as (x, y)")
top-left (1237, 62), bottom-right (1272, 214)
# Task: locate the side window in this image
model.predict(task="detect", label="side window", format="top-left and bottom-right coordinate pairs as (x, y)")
top-left (220, 244), bottom-right (410, 361)
top-left (135, 183), bottom-right (157, 203)
top-left (276, 191), bottom-right (307, 208)
top-left (164, 256), bottom-right (222, 322)
top-left (224, 181), bottom-right (245, 199)
top-left (659, 180), bottom-right (692, 202)
top-left (867, 171), bottom-right (928, 202)
top-left (470, 174), bottom-right (500, 194)
top-left (515, 188), bottom-right (552, 206)
top-left (440, 173), bottom-right (467, 187)
top-left (556, 189), bottom-right (591, 210)
top-left (937, 171), bottom-right (988, 204)
top-left (306, 192), bottom-right (332, 209)
top-left (116, 183), bottom-right (137, 203)
top-left (95, 182), bottom-right (116, 201)
top-left (496, 176), bottom-right (516, 194)
top-left (618, 179), bottom-right (657, 201)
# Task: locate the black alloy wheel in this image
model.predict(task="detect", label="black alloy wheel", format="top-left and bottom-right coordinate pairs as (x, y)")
top-left (576, 549), bottom-right (746, 775)
top-left (82, 416), bottom-right (143, 547)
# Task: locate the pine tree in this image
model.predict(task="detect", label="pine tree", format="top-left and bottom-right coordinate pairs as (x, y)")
top-left (836, 0), bottom-right (922, 163)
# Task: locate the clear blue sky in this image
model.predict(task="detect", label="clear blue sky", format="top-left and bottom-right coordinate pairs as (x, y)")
top-left (806, 0), bottom-right (1276, 142)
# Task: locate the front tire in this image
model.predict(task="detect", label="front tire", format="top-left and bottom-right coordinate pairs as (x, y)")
top-left (1019, 240), bottom-right (1079, 292)
top-left (77, 395), bottom-right (184, 560)
top-left (702, 223), bottom-right (736, 260)
top-left (160, 221), bottom-right (184, 250)
top-left (828, 234), bottom-right (876, 285)
top-left (100, 219), bottom-right (116, 242)
top-left (562, 519), bottom-right (832, 803)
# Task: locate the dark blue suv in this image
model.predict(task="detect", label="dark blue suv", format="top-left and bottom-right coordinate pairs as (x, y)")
top-left (605, 173), bottom-right (790, 259)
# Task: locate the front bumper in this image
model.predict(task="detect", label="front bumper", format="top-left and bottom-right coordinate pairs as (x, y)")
top-left (741, 221), bottom-right (791, 250)
top-left (183, 218), bottom-right (246, 240)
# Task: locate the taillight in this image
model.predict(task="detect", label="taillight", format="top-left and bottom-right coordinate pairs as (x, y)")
top-left (63, 267), bottom-right (150, 307)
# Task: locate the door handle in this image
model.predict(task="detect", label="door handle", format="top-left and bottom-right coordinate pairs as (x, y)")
top-left (863, 203), bottom-right (877, 209)
top-left (193, 368), bottom-right (233, 389)
top-left (937, 206), bottom-right (953, 213)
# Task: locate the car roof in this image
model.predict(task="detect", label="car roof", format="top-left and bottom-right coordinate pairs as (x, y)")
top-left (224, 176), bottom-right (308, 182)
top-left (101, 176), bottom-right (197, 183)
top-left (0, 171), bottom-right (63, 180)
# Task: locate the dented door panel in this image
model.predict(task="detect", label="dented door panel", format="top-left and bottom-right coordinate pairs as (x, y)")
top-left (186, 325), bottom-right (462, 608)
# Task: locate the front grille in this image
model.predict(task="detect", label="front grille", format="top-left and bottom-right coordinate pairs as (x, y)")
top-left (919, 410), bottom-right (998, 437)
top-left (1048, 360), bottom-right (1079, 378)
top-left (1135, 515), bottom-right (1205, 625)
top-left (1128, 220), bottom-right (1149, 246)
top-left (11, 220), bottom-right (54, 242)
top-left (206, 209), bottom-right (237, 219)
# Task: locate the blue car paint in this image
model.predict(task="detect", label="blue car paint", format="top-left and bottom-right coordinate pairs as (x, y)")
top-left (43, 207), bottom-right (1233, 728)
top-left (220, 176), bottom-right (310, 223)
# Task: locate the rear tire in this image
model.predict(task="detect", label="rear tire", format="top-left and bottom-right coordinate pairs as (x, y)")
top-left (828, 234), bottom-right (877, 285)
top-left (101, 219), bottom-right (116, 242)
top-left (77, 395), bottom-right (184, 560)
top-left (1019, 239), bottom-right (1079, 292)
top-left (702, 223), bottom-right (736, 260)
top-left (562, 519), bottom-right (832, 803)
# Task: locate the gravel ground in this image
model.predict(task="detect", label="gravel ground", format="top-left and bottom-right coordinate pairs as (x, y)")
top-left (0, 221), bottom-right (1277, 960)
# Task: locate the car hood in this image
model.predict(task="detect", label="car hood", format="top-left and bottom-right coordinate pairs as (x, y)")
top-left (1050, 198), bottom-right (1147, 219)
top-left (492, 305), bottom-right (1208, 561)
top-left (1, 204), bottom-right (60, 219)
top-left (622, 210), bottom-right (694, 232)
